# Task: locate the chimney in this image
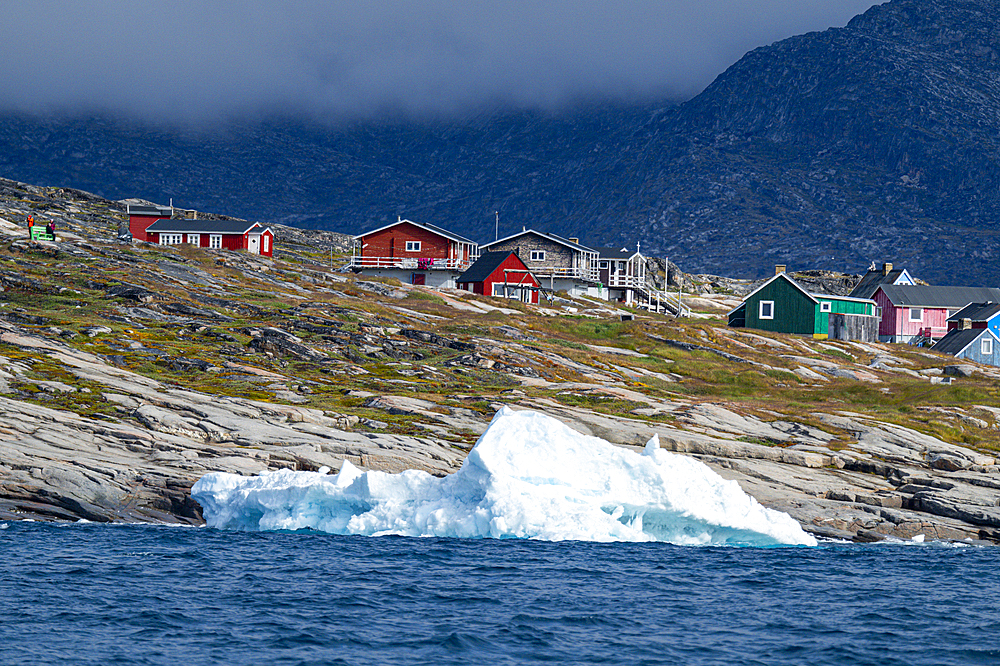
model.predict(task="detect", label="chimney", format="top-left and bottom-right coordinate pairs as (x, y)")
top-left (569, 237), bottom-right (579, 244)
top-left (961, 318), bottom-right (972, 330)
top-left (522, 225), bottom-right (526, 232)
top-left (775, 265), bottom-right (786, 275)
top-left (882, 262), bottom-right (893, 275)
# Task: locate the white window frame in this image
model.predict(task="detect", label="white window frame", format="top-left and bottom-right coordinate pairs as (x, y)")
top-left (405, 240), bottom-right (421, 252)
top-left (492, 283), bottom-right (505, 297)
top-left (982, 337), bottom-right (993, 355)
top-left (876, 306), bottom-right (883, 318)
top-left (186, 233), bottom-right (199, 245)
top-left (759, 300), bottom-right (774, 320)
top-left (263, 234), bottom-right (270, 253)
top-left (909, 308), bottom-right (923, 322)
top-left (530, 250), bottom-right (546, 261)
top-left (820, 302), bottom-right (832, 313)
top-left (209, 234), bottom-right (222, 249)
top-left (599, 261), bottom-right (609, 269)
top-left (159, 234), bottom-right (183, 246)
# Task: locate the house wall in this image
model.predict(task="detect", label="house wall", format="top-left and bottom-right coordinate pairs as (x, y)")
top-left (129, 214), bottom-right (169, 242)
top-left (488, 234), bottom-right (576, 271)
top-left (484, 254), bottom-right (540, 304)
top-left (745, 277), bottom-right (816, 335)
top-left (364, 268), bottom-right (461, 289)
top-left (829, 313), bottom-right (878, 342)
top-left (814, 298), bottom-right (876, 338)
top-left (261, 230), bottom-right (274, 257)
top-left (361, 222), bottom-right (455, 260)
top-left (224, 234), bottom-right (246, 251)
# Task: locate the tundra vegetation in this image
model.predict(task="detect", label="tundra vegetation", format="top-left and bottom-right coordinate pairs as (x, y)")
top-left (0, 176), bottom-right (999, 544)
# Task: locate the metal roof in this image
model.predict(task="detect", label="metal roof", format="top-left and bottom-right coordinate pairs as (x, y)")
top-left (483, 229), bottom-right (596, 254)
top-left (354, 218), bottom-right (476, 245)
top-left (127, 204), bottom-right (172, 217)
top-left (877, 285), bottom-right (1000, 308)
top-left (932, 327), bottom-right (998, 356)
top-left (145, 219), bottom-right (261, 234)
top-left (457, 251), bottom-right (534, 284)
top-left (947, 302), bottom-right (1000, 322)
top-left (595, 246), bottom-right (639, 261)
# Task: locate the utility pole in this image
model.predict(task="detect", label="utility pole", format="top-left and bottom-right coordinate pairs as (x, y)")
top-left (495, 211), bottom-right (499, 241)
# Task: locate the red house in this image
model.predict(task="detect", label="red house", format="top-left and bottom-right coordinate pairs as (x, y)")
top-left (127, 204), bottom-right (173, 242)
top-left (350, 218), bottom-right (478, 288)
top-left (143, 219), bottom-right (274, 257)
top-left (873, 285), bottom-right (1000, 344)
top-left (456, 251), bottom-right (540, 304)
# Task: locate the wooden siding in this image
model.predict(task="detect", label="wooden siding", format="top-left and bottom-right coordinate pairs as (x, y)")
top-left (360, 222), bottom-right (463, 261)
top-left (129, 214), bottom-right (168, 242)
top-left (744, 277), bottom-right (816, 335)
top-left (813, 297), bottom-right (875, 337)
top-left (829, 313), bottom-right (878, 342)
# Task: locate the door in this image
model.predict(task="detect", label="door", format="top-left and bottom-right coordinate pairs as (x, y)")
top-left (411, 273), bottom-right (426, 285)
top-left (248, 234), bottom-right (260, 255)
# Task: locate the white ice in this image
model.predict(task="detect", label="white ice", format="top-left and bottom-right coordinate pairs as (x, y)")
top-left (191, 407), bottom-right (816, 546)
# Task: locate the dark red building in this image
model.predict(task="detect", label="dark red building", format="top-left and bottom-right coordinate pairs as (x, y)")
top-left (127, 204), bottom-right (173, 242)
top-left (456, 251), bottom-right (540, 304)
top-left (144, 219), bottom-right (274, 257)
top-left (351, 218), bottom-right (478, 288)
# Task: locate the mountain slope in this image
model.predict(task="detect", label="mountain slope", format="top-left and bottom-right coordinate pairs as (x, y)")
top-left (2, 0), bottom-right (1000, 284)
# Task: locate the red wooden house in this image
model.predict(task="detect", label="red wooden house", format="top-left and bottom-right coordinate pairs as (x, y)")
top-left (350, 218), bottom-right (478, 288)
top-left (144, 218), bottom-right (274, 257)
top-left (127, 204), bottom-right (173, 242)
top-left (456, 251), bottom-right (541, 304)
top-left (873, 285), bottom-right (1000, 344)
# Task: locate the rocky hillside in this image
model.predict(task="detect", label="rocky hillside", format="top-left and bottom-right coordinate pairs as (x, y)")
top-left (4, 1), bottom-right (1000, 286)
top-left (1, 177), bottom-right (1000, 544)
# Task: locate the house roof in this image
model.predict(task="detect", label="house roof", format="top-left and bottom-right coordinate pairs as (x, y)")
top-left (932, 327), bottom-right (999, 356)
top-left (848, 267), bottom-right (912, 299)
top-left (877, 285), bottom-right (1000, 309)
top-left (354, 218), bottom-right (476, 245)
top-left (595, 246), bottom-right (639, 261)
top-left (127, 204), bottom-right (172, 217)
top-left (947, 302), bottom-right (1000, 322)
top-left (742, 272), bottom-right (876, 309)
top-left (145, 219), bottom-right (261, 234)
top-left (483, 229), bottom-right (596, 254)
top-left (457, 251), bottom-right (535, 284)
top-left (743, 272), bottom-right (818, 305)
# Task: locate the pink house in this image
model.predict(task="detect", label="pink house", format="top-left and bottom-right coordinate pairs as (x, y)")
top-left (873, 285), bottom-right (1000, 344)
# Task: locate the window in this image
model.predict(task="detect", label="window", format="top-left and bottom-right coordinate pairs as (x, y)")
top-left (263, 235), bottom-right (270, 253)
top-left (405, 241), bottom-right (421, 252)
top-left (492, 283), bottom-right (506, 297)
top-left (759, 301), bottom-right (774, 320)
top-left (599, 261), bottom-right (609, 269)
top-left (876, 306), bottom-right (883, 318)
top-left (209, 235), bottom-right (222, 249)
top-left (530, 250), bottom-right (546, 261)
top-left (159, 234), bottom-right (183, 246)
top-left (186, 234), bottom-right (199, 245)
top-left (909, 308), bottom-right (923, 322)
top-left (820, 302), bottom-right (832, 313)
top-left (983, 338), bottom-right (993, 355)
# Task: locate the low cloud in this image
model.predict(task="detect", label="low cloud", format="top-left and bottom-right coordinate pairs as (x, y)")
top-left (1, 0), bottom-right (884, 124)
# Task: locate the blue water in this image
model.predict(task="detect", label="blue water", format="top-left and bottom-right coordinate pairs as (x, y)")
top-left (1, 522), bottom-right (997, 665)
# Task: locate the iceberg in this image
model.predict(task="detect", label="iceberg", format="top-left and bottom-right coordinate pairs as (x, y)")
top-left (192, 407), bottom-right (816, 546)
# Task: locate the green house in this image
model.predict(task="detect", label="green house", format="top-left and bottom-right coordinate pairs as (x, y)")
top-left (728, 272), bottom-right (879, 341)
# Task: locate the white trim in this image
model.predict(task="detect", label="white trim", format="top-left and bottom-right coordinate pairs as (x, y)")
top-left (405, 240), bottom-right (421, 252)
top-left (263, 234), bottom-right (270, 253)
top-left (530, 250), bottom-right (546, 261)
top-left (909, 307), bottom-right (923, 322)
top-left (759, 300), bottom-right (774, 320)
top-left (983, 337), bottom-right (993, 355)
top-left (820, 302), bottom-right (832, 313)
top-left (159, 234), bottom-right (183, 246)
top-left (186, 233), bottom-right (199, 245)
top-left (209, 234), bottom-right (222, 249)
top-left (492, 283), bottom-right (505, 297)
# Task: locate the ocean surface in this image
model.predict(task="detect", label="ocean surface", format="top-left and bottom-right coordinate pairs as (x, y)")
top-left (2, 521), bottom-right (998, 666)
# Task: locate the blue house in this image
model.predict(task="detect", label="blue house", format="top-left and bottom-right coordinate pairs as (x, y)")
top-left (932, 325), bottom-right (1000, 366)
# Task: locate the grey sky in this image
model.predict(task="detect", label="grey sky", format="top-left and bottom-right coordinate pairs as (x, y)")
top-left (1, 1), bottom-right (884, 124)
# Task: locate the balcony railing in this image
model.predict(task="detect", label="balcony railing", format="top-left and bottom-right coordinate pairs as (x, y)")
top-left (347, 256), bottom-right (473, 271)
top-left (531, 266), bottom-right (600, 282)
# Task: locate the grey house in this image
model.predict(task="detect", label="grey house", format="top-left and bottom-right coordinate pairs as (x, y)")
top-left (481, 229), bottom-right (600, 297)
top-left (932, 324), bottom-right (1000, 367)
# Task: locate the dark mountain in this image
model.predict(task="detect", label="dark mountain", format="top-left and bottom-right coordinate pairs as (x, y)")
top-left (2, 0), bottom-right (1000, 285)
